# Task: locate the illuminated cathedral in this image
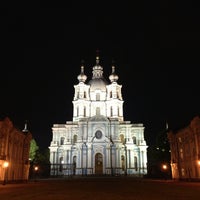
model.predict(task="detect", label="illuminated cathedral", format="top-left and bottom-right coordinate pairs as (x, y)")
top-left (49, 56), bottom-right (148, 176)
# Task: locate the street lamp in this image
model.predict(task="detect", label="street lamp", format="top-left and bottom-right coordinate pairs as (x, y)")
top-left (34, 166), bottom-right (38, 171)
top-left (161, 164), bottom-right (168, 180)
top-left (162, 164), bottom-right (167, 170)
top-left (34, 166), bottom-right (39, 181)
top-left (2, 161), bottom-right (9, 185)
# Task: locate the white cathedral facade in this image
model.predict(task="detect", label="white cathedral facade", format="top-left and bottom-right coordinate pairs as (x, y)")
top-left (49, 56), bottom-right (148, 176)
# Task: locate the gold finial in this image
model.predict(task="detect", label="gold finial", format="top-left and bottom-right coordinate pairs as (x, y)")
top-left (112, 66), bottom-right (115, 73)
top-left (81, 66), bottom-right (84, 73)
top-left (81, 59), bottom-right (84, 73)
top-left (96, 49), bottom-right (100, 65)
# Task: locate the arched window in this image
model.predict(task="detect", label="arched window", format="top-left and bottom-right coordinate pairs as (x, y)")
top-left (60, 137), bottom-right (65, 145)
top-left (132, 136), bottom-right (136, 144)
top-left (73, 135), bottom-right (77, 144)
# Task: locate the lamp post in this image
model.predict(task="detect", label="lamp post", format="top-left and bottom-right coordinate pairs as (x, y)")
top-left (162, 164), bottom-right (168, 180)
top-left (34, 166), bottom-right (39, 182)
top-left (2, 161), bottom-right (9, 185)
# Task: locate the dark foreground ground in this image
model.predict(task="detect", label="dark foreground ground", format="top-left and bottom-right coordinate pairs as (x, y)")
top-left (0, 177), bottom-right (200, 200)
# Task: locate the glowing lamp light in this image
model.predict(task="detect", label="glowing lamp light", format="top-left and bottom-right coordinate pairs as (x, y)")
top-left (3, 161), bottom-right (9, 168)
top-left (198, 160), bottom-right (200, 166)
top-left (2, 161), bottom-right (9, 185)
top-left (34, 166), bottom-right (38, 171)
top-left (162, 164), bottom-right (167, 170)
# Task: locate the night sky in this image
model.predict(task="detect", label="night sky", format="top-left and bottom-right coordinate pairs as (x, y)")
top-left (1, 2), bottom-right (200, 150)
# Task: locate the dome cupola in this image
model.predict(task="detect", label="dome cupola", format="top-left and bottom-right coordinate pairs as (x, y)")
top-left (77, 61), bottom-right (87, 83)
top-left (88, 55), bottom-right (108, 91)
top-left (109, 65), bottom-right (119, 83)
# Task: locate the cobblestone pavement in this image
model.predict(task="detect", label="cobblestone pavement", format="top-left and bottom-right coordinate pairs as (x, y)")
top-left (0, 177), bottom-right (200, 200)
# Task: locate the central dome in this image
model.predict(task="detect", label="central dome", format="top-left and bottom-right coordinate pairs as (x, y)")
top-left (88, 78), bottom-right (108, 92)
top-left (88, 56), bottom-right (108, 92)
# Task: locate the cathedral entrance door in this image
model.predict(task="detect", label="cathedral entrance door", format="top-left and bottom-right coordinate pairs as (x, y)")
top-left (95, 153), bottom-right (103, 175)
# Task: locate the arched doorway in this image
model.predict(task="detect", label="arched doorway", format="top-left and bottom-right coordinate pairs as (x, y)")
top-left (95, 153), bottom-right (103, 175)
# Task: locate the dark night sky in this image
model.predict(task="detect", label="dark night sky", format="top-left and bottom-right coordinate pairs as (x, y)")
top-left (1, 2), bottom-right (200, 150)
